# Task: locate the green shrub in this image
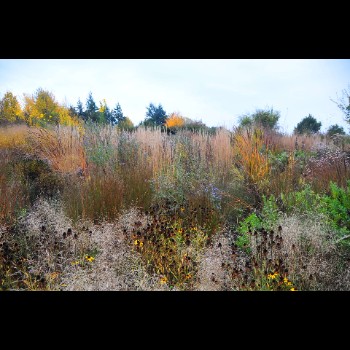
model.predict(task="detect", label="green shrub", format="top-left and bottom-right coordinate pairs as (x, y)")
top-left (279, 185), bottom-right (322, 215)
top-left (236, 213), bottom-right (263, 253)
top-left (319, 181), bottom-right (350, 239)
top-left (261, 194), bottom-right (279, 226)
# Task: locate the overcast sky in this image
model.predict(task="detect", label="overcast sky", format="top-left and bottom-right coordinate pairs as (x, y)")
top-left (0, 59), bottom-right (349, 133)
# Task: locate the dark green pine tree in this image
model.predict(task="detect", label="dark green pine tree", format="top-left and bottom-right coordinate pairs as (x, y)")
top-left (326, 124), bottom-right (346, 137)
top-left (111, 102), bottom-right (125, 125)
top-left (144, 103), bottom-right (167, 126)
top-left (76, 99), bottom-right (85, 120)
top-left (294, 114), bottom-right (322, 135)
top-left (68, 105), bottom-right (78, 118)
top-left (102, 104), bottom-right (113, 125)
top-left (85, 92), bottom-right (99, 123)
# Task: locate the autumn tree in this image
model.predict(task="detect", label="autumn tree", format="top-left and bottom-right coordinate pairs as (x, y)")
top-left (0, 91), bottom-right (23, 124)
top-left (98, 99), bottom-right (113, 124)
top-left (117, 116), bottom-right (134, 131)
top-left (23, 88), bottom-right (60, 125)
top-left (166, 112), bottom-right (185, 128)
top-left (22, 88), bottom-right (82, 128)
top-left (164, 112), bottom-right (185, 134)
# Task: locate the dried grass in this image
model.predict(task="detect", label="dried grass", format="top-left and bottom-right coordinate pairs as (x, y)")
top-left (27, 125), bottom-right (86, 174)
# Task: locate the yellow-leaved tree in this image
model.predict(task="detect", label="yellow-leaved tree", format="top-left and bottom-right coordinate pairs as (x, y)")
top-left (0, 91), bottom-right (24, 124)
top-left (23, 88), bottom-right (83, 130)
top-left (23, 88), bottom-right (60, 126)
top-left (118, 116), bottom-right (134, 131)
top-left (165, 112), bottom-right (185, 131)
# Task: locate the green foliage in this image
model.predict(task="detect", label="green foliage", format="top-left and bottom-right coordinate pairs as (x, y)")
top-left (319, 181), bottom-right (350, 238)
top-left (276, 181), bottom-right (350, 243)
top-left (85, 92), bottom-right (99, 123)
top-left (117, 117), bottom-right (134, 131)
top-left (239, 107), bottom-right (280, 130)
top-left (144, 103), bottom-right (167, 127)
top-left (269, 150), bottom-right (289, 172)
top-left (112, 103), bottom-right (125, 126)
top-left (236, 213), bottom-right (262, 253)
top-left (261, 194), bottom-right (279, 226)
top-left (278, 185), bottom-right (322, 215)
top-left (98, 100), bottom-right (112, 125)
top-left (236, 195), bottom-right (278, 253)
top-left (238, 115), bottom-right (253, 128)
top-left (68, 105), bottom-right (78, 118)
top-left (326, 124), bottom-right (346, 137)
top-left (88, 144), bottom-right (114, 167)
top-left (76, 99), bottom-right (85, 119)
top-left (294, 114), bottom-right (322, 134)
top-left (238, 213), bottom-right (263, 234)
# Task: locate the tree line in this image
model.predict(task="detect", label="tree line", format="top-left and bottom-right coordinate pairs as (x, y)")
top-left (0, 87), bottom-right (349, 136)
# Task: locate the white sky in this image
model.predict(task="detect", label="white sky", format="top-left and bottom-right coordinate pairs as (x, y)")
top-left (0, 59), bottom-right (349, 134)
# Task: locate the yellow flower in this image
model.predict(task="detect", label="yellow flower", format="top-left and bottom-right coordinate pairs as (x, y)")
top-left (180, 207), bottom-right (185, 212)
top-left (71, 260), bottom-right (80, 265)
top-left (85, 255), bottom-right (95, 262)
top-left (160, 276), bottom-right (168, 285)
top-left (50, 272), bottom-right (59, 280)
top-left (287, 281), bottom-right (292, 286)
top-left (139, 241), bottom-right (144, 247)
top-left (134, 240), bottom-right (139, 246)
top-left (267, 274), bottom-right (276, 280)
top-left (290, 288), bottom-right (297, 291)
top-left (185, 273), bottom-right (192, 280)
top-left (283, 277), bottom-right (289, 284)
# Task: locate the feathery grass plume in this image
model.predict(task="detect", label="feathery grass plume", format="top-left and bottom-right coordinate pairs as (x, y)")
top-left (27, 125), bottom-right (87, 175)
top-left (232, 126), bottom-right (271, 203)
top-left (0, 124), bottom-right (30, 150)
top-left (0, 149), bottom-right (30, 225)
top-left (303, 147), bottom-right (350, 192)
top-left (273, 133), bottom-right (325, 153)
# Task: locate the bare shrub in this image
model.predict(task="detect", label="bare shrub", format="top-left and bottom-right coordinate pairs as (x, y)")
top-left (274, 214), bottom-right (348, 291)
top-left (59, 208), bottom-right (169, 291)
